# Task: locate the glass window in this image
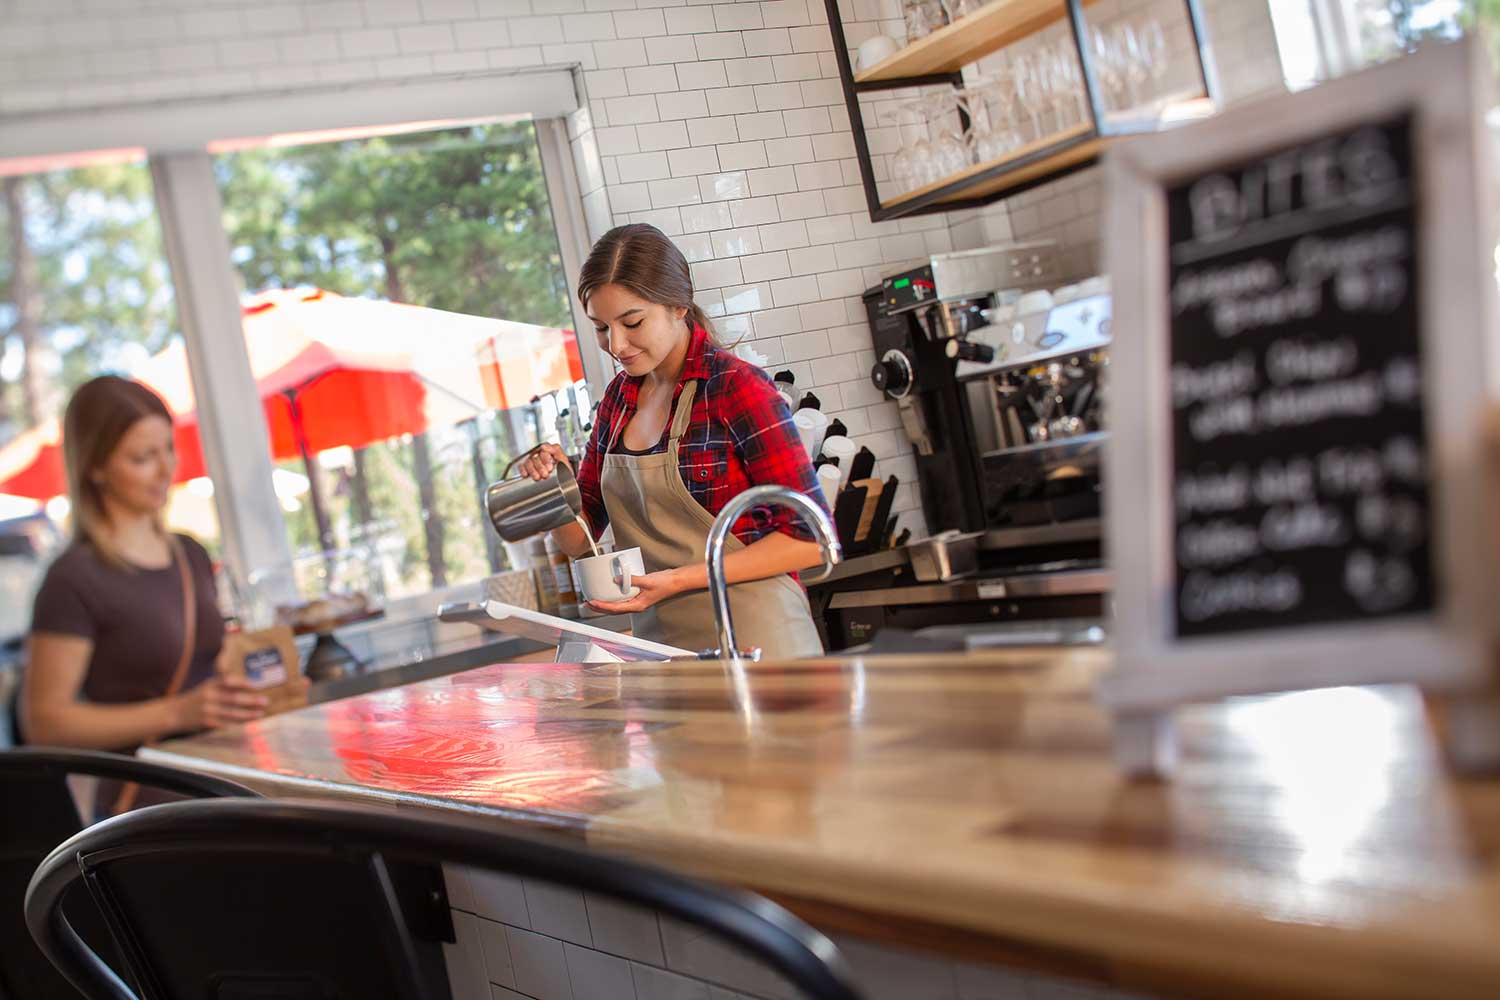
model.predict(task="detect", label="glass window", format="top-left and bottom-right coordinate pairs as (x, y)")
top-left (0, 155), bottom-right (219, 640)
top-left (213, 119), bottom-right (584, 603)
top-left (1269, 0), bottom-right (1468, 89)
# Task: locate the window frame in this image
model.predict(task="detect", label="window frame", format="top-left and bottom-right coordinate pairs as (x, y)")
top-left (0, 68), bottom-right (593, 598)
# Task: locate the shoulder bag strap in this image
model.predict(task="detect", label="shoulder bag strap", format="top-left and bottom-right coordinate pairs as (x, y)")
top-left (112, 534), bottom-right (198, 815)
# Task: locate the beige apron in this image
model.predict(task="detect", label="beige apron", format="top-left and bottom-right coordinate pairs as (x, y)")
top-left (600, 379), bottom-right (825, 659)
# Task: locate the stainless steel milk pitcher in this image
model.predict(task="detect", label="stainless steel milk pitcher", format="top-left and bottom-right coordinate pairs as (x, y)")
top-left (485, 461), bottom-right (583, 542)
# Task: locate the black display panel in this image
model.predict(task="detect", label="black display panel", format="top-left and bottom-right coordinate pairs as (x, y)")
top-left (1166, 111), bottom-right (1435, 638)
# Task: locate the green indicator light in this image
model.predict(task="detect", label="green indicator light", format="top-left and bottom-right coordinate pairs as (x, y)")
top-left (893, 278), bottom-right (911, 289)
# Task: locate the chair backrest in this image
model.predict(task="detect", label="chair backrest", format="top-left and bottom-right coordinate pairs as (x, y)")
top-left (1, 749), bottom-right (256, 1000)
top-left (25, 797), bottom-right (864, 1000)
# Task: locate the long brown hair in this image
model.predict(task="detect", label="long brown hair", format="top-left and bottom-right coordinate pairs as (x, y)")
top-left (62, 375), bottom-right (174, 567)
top-left (577, 223), bottom-right (719, 343)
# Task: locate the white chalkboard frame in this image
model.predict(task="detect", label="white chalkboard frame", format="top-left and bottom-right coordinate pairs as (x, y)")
top-left (1100, 39), bottom-right (1500, 774)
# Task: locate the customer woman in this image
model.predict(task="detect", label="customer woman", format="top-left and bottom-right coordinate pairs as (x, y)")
top-left (518, 223), bottom-right (829, 659)
top-left (22, 377), bottom-right (271, 786)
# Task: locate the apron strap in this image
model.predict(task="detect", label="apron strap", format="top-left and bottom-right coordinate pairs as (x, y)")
top-left (667, 380), bottom-right (700, 445)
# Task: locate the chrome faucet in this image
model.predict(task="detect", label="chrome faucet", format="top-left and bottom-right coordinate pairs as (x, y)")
top-left (705, 484), bottom-right (842, 662)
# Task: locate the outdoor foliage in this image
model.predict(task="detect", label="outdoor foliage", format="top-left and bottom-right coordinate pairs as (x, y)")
top-left (1, 119), bottom-right (572, 597)
top-left (0, 163), bottom-right (177, 442)
top-left (216, 119), bottom-right (572, 594)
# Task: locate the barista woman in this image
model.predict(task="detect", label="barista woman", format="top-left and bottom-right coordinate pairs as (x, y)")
top-left (518, 223), bottom-right (828, 659)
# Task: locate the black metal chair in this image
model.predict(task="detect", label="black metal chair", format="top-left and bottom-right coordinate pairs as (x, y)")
top-left (25, 797), bottom-right (864, 1000)
top-left (1, 749), bottom-right (256, 1000)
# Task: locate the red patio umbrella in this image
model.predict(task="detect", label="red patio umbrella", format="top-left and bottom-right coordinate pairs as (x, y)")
top-left (0, 288), bottom-right (584, 505)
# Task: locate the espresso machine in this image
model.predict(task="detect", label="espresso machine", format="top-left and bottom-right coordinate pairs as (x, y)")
top-left (866, 243), bottom-right (1110, 534)
top-left (815, 247), bottom-right (1111, 650)
top-left (865, 243), bottom-right (1059, 534)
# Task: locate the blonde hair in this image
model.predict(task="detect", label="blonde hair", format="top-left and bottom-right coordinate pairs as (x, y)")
top-left (62, 375), bottom-right (174, 568)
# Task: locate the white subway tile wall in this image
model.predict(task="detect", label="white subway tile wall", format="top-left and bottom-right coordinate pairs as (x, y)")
top-left (3, 0), bottom-right (1286, 538)
top-left (441, 864), bottom-right (1167, 1000)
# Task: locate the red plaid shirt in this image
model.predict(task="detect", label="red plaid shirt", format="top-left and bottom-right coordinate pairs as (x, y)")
top-left (577, 325), bottom-right (825, 548)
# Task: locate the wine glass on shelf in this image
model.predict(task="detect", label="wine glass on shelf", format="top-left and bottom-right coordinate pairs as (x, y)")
top-left (1040, 43), bottom-right (1076, 133)
top-left (960, 79), bottom-right (1010, 165)
top-left (1141, 19), bottom-right (1169, 111)
top-left (1120, 23), bottom-right (1150, 112)
top-left (1090, 26), bottom-right (1125, 113)
top-left (1011, 52), bottom-right (1046, 143)
top-left (882, 105), bottom-right (917, 195)
top-left (902, 0), bottom-right (941, 41)
top-left (903, 100), bottom-right (938, 188)
top-left (1051, 41), bottom-right (1089, 129)
top-left (929, 91), bottom-right (971, 180)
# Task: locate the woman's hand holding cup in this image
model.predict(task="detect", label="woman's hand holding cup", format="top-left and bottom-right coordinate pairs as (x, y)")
top-left (515, 443), bottom-right (571, 481)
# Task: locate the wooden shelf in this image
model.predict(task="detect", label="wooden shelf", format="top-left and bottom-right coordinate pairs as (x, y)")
top-left (855, 0), bottom-right (1091, 85)
top-left (880, 123), bottom-right (1101, 211)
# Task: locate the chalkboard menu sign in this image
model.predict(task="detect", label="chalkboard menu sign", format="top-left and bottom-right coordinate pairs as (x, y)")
top-left (1165, 112), bottom-right (1435, 638)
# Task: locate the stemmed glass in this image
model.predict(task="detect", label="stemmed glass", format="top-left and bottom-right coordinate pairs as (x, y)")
top-left (1141, 19), bottom-right (1169, 104)
top-left (905, 102), bottom-right (937, 187)
top-left (903, 0), bottom-right (942, 41)
top-left (1121, 24), bottom-right (1150, 108)
top-left (1011, 52), bottom-right (1047, 143)
top-left (928, 92), bottom-right (971, 179)
top-left (1050, 41), bottom-right (1089, 128)
top-left (886, 111), bottom-right (915, 193)
top-left (961, 77), bottom-right (1022, 164)
top-left (1090, 27), bottom-right (1125, 112)
top-left (1089, 18), bottom-right (1171, 116)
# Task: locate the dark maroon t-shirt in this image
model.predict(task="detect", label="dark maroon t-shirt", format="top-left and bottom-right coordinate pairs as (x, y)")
top-left (29, 533), bottom-right (225, 709)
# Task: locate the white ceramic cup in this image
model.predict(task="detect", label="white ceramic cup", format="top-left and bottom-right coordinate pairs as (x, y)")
top-left (575, 546), bottom-right (645, 603)
top-left (857, 35), bottom-right (898, 72)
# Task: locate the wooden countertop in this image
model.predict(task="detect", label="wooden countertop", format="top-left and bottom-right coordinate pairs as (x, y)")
top-left (147, 650), bottom-right (1500, 999)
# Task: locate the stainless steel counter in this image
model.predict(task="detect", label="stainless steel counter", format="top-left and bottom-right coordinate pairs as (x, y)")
top-left (827, 568), bottom-right (1110, 608)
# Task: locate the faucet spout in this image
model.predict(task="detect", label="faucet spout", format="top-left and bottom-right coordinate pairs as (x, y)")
top-left (705, 484), bottom-right (842, 662)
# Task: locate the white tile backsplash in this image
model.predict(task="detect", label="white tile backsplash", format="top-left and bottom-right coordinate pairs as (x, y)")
top-left (468, 868), bottom-right (531, 929)
top-left (565, 942), bottom-right (638, 1000)
top-left (478, 916), bottom-right (520, 990)
top-left (733, 110), bottom-right (786, 141)
top-left (700, 169), bottom-right (751, 202)
top-left (445, 911), bottom-right (492, 1000)
top-left (508, 926), bottom-right (576, 1000)
top-left (711, 226), bottom-right (764, 258)
top-left (584, 893), bottom-right (667, 966)
top-left (725, 55), bottom-right (777, 86)
top-left (670, 144), bottom-right (723, 176)
top-left (675, 118), bottom-right (735, 151)
top-left (678, 60), bottom-right (729, 90)
top-left (632, 963), bottom-right (712, 1000)
top-left (443, 862), bottom-right (476, 914)
top-left (657, 89), bottom-right (711, 120)
top-left (728, 195), bottom-right (781, 228)
top-left (716, 141), bottom-right (768, 169)
top-left (628, 64), bottom-right (681, 94)
top-left (764, 134), bottom-right (815, 165)
top-left (693, 31), bottom-right (747, 60)
top-left (523, 880), bottom-right (594, 947)
top-left (743, 27), bottom-right (793, 56)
